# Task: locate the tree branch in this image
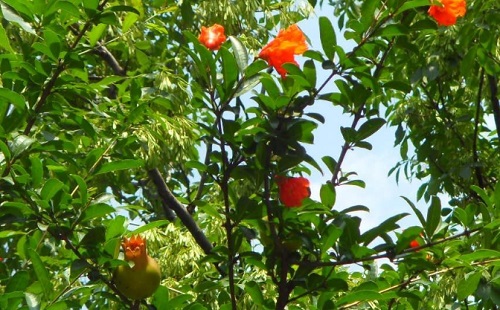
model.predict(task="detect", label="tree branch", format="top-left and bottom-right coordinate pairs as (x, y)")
top-left (473, 68), bottom-right (485, 188)
top-left (148, 168), bottom-right (214, 255)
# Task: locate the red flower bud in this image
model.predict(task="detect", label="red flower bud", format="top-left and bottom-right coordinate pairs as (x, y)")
top-left (276, 176), bottom-right (310, 208)
top-left (198, 24), bottom-right (226, 50)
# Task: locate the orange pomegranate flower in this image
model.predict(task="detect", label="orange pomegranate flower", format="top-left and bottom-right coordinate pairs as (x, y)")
top-left (198, 24), bottom-right (227, 50)
top-left (121, 235), bottom-right (147, 262)
top-left (258, 24), bottom-right (308, 78)
top-left (428, 0), bottom-right (466, 26)
top-left (276, 176), bottom-right (311, 208)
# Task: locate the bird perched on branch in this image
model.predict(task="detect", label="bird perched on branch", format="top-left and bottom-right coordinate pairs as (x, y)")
top-left (113, 235), bottom-right (161, 300)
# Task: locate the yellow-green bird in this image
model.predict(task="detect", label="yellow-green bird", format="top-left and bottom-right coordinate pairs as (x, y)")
top-left (113, 235), bottom-right (161, 300)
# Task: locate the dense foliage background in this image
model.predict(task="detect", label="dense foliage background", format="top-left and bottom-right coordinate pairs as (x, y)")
top-left (0, 0), bottom-right (499, 309)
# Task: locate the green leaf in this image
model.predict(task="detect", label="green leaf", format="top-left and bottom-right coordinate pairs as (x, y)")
top-left (470, 185), bottom-right (492, 208)
top-left (461, 249), bottom-right (500, 262)
top-left (41, 178), bottom-right (65, 201)
top-left (0, 3), bottom-right (36, 34)
top-left (244, 59), bottom-right (268, 77)
top-left (165, 294), bottom-right (193, 308)
top-left (360, 0), bottom-right (380, 31)
top-left (320, 183), bottom-right (336, 207)
top-left (321, 225), bottom-right (342, 255)
top-left (457, 272), bottom-right (482, 300)
top-left (28, 248), bottom-right (53, 300)
top-left (69, 175), bottom-right (87, 205)
top-left (383, 81), bottom-right (411, 93)
top-left (0, 230), bottom-right (26, 239)
top-left (322, 156), bottom-right (338, 175)
top-left (426, 196), bottom-right (441, 236)
top-left (0, 88), bottom-right (27, 113)
top-left (341, 205), bottom-right (369, 213)
top-left (337, 290), bottom-right (383, 305)
top-left (0, 23), bottom-right (14, 53)
top-left (129, 220), bottom-right (170, 235)
top-left (361, 213), bottom-right (409, 245)
top-left (356, 118), bottom-right (385, 141)
top-left (376, 24), bottom-right (409, 38)
top-left (220, 47), bottom-right (239, 93)
top-left (29, 157), bottom-right (43, 188)
top-left (395, 0), bottom-right (431, 15)
top-left (319, 16), bottom-right (336, 60)
top-left (81, 203), bottom-right (115, 223)
top-left (87, 23), bottom-right (107, 47)
top-left (234, 74), bottom-right (261, 97)
top-left (95, 159), bottom-right (144, 175)
top-left (303, 60), bottom-right (317, 89)
top-left (401, 196), bottom-right (426, 228)
top-left (494, 182), bottom-right (500, 209)
top-left (244, 281), bottom-right (264, 306)
top-left (228, 35), bottom-right (248, 73)
top-left (5, 270), bottom-right (30, 292)
top-left (340, 127), bottom-right (357, 143)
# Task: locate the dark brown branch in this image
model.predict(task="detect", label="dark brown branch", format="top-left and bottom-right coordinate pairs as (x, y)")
top-left (487, 74), bottom-right (500, 142)
top-left (330, 39), bottom-right (395, 186)
top-left (148, 168), bottom-right (214, 255)
top-left (94, 45), bottom-right (126, 76)
top-left (473, 68), bottom-right (485, 188)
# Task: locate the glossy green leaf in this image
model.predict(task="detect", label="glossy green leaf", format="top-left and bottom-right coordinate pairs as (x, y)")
top-left (360, 0), bottom-right (380, 31)
top-left (357, 118), bottom-right (386, 141)
top-left (41, 178), bottom-right (65, 201)
top-left (320, 183), bottom-right (336, 207)
top-left (319, 16), bottom-right (336, 60)
top-left (337, 290), bottom-right (383, 305)
top-left (395, 0), bottom-right (431, 15)
top-left (0, 23), bottom-right (14, 53)
top-left (457, 272), bottom-right (482, 300)
top-left (244, 281), bottom-right (264, 306)
top-left (401, 196), bottom-right (426, 228)
top-left (303, 59), bottom-right (317, 88)
top-left (322, 156), bottom-right (338, 175)
top-left (81, 203), bottom-right (115, 223)
top-left (461, 249), bottom-right (500, 262)
top-left (29, 157), bottom-right (43, 188)
top-left (376, 24), bottom-right (409, 37)
top-left (129, 220), bottom-right (170, 235)
top-left (220, 47), bottom-right (239, 93)
top-left (95, 159), bottom-right (144, 175)
top-left (361, 213), bottom-right (409, 245)
top-left (228, 35), bottom-right (248, 73)
top-left (425, 196), bottom-right (441, 236)
top-left (28, 248), bottom-right (53, 300)
top-left (470, 185), bottom-right (492, 208)
top-left (0, 3), bottom-right (35, 34)
top-left (0, 88), bottom-right (27, 113)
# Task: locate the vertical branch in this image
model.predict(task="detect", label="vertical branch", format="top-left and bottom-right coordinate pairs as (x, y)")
top-left (213, 90), bottom-right (238, 310)
top-left (472, 68), bottom-right (485, 188)
top-left (330, 39), bottom-right (394, 186)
